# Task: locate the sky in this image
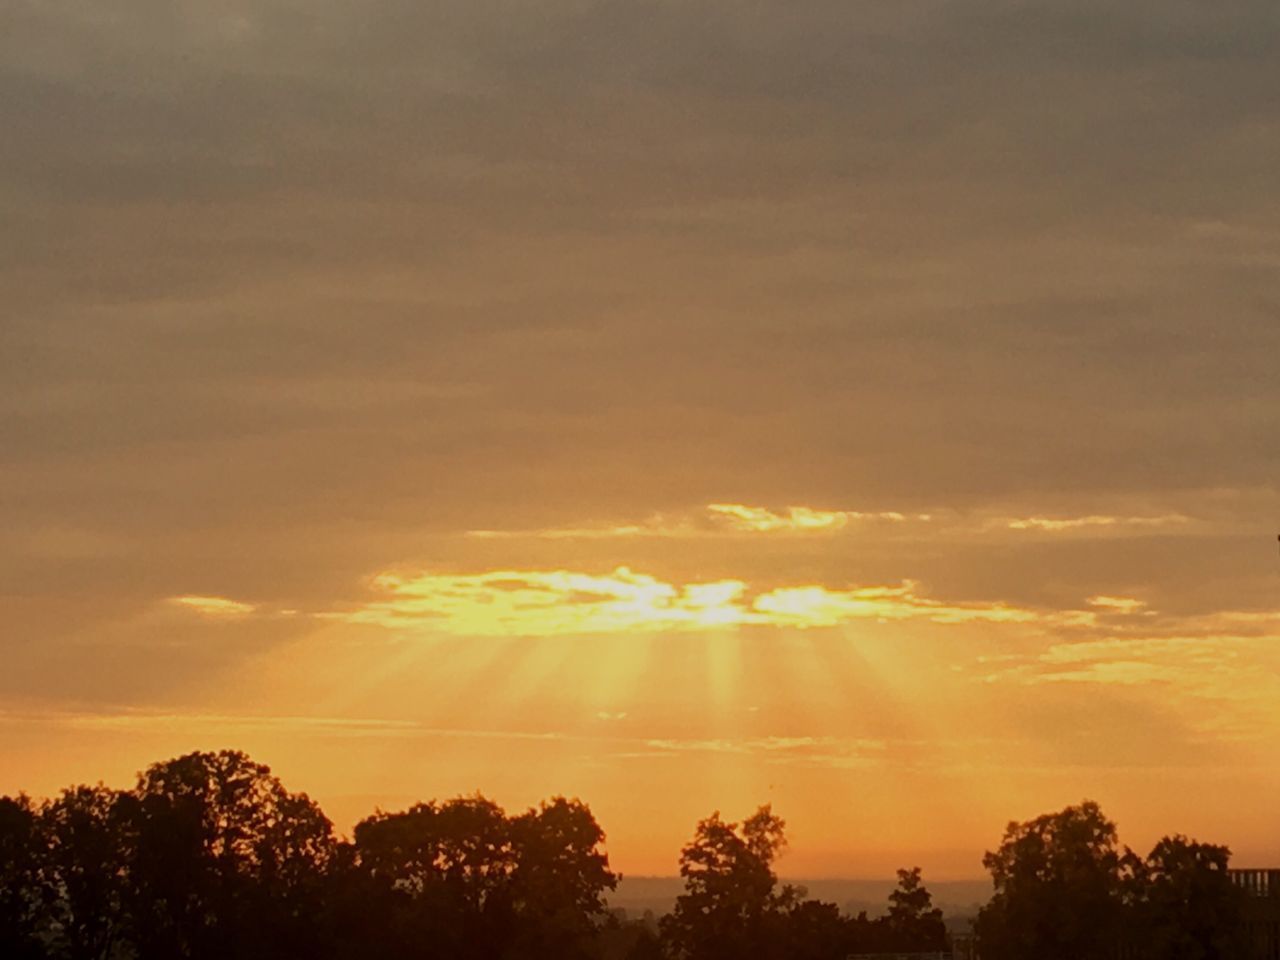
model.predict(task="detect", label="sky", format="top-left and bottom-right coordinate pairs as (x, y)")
top-left (3, 0), bottom-right (1280, 879)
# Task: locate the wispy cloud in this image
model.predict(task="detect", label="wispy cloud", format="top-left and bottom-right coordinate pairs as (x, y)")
top-left (466, 504), bottom-right (1201, 542)
top-left (1003, 514), bottom-right (1189, 533)
top-left (466, 503), bottom-right (927, 540)
top-left (342, 568), bottom-right (754, 636)
top-left (168, 595), bottom-right (257, 618)
top-left (0, 709), bottom-right (894, 770)
top-left (754, 583), bottom-right (1092, 628)
top-left (0, 708), bottom-right (570, 742)
top-left (704, 503), bottom-right (924, 533)
top-left (338, 567), bottom-right (1084, 637)
top-left (1086, 595), bottom-right (1150, 614)
top-left (978, 633), bottom-right (1280, 717)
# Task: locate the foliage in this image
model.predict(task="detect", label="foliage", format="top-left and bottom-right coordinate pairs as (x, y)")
top-left (0, 761), bottom-right (1258, 960)
top-left (1128, 835), bottom-right (1247, 960)
top-left (975, 801), bottom-right (1249, 960)
top-left (660, 805), bottom-right (791, 960)
top-left (661, 805), bottom-right (948, 960)
top-left (0, 794), bottom-right (48, 960)
top-left (348, 792), bottom-right (618, 959)
top-left (125, 750), bottom-right (337, 960)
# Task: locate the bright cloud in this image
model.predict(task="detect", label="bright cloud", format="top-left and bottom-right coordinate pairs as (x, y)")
top-left (340, 567), bottom-right (1077, 637)
top-left (979, 633), bottom-right (1280, 714)
top-left (1086, 595), bottom-right (1150, 614)
top-left (169, 595), bottom-right (257, 618)
top-left (467, 503), bottom-right (926, 540)
top-left (466, 504), bottom-right (1200, 542)
top-left (753, 583), bottom-right (1069, 627)
top-left (466, 523), bottom-right (675, 541)
top-left (343, 568), bottom-right (755, 636)
top-left (1005, 514), bottom-right (1188, 532)
top-left (704, 503), bottom-right (914, 533)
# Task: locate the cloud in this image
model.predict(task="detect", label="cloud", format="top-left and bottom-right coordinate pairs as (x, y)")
top-left (978, 632), bottom-right (1280, 723)
top-left (341, 568), bottom-right (754, 636)
top-left (705, 503), bottom-right (923, 533)
top-left (1086, 595), bottom-right (1150, 614)
top-left (754, 584), bottom-right (1090, 628)
top-left (0, 707), bottom-right (901, 771)
top-left (634, 735), bottom-right (888, 768)
top-left (467, 503), bottom-right (926, 540)
top-left (464, 504), bottom-right (1206, 544)
top-left (466, 520), bottom-right (695, 541)
top-left (1004, 515), bottom-right (1190, 533)
top-left (339, 566), bottom-right (1082, 637)
top-left (168, 595), bottom-right (257, 618)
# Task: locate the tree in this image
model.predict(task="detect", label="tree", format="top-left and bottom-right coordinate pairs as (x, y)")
top-left (123, 750), bottom-right (336, 960)
top-left (508, 797), bottom-right (619, 959)
top-left (975, 800), bottom-right (1127, 960)
top-left (352, 795), bottom-right (516, 958)
top-left (884, 866), bottom-right (947, 952)
top-left (661, 805), bottom-right (791, 960)
top-left (40, 785), bottom-right (134, 960)
top-left (1131, 836), bottom-right (1247, 960)
top-left (777, 898), bottom-right (849, 960)
top-left (351, 793), bottom-right (617, 960)
top-left (0, 794), bottom-right (49, 960)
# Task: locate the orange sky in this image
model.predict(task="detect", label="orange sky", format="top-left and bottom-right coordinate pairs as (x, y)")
top-left (4, 0), bottom-right (1280, 880)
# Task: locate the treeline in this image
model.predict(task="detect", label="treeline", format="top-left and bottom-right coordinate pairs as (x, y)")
top-left (0, 751), bottom-right (1251, 960)
top-left (976, 801), bottom-right (1248, 960)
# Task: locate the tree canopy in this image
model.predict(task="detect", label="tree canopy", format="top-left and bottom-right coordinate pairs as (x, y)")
top-left (975, 800), bottom-right (1248, 960)
top-left (0, 760), bottom-right (1258, 960)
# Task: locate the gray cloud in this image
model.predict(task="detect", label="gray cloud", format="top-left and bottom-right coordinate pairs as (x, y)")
top-left (2, 0), bottom-right (1279, 658)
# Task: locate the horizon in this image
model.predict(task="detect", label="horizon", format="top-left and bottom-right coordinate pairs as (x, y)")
top-left (5, 0), bottom-right (1280, 890)
top-left (6, 743), bottom-right (1277, 881)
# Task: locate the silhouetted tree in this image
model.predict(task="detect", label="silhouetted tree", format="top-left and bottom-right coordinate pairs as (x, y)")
top-left (2, 755), bottom-right (1262, 960)
top-left (352, 795), bottom-right (517, 958)
top-left (599, 910), bottom-right (663, 960)
top-left (40, 785), bottom-right (133, 960)
top-left (351, 793), bottom-right (617, 960)
top-left (625, 927), bottom-right (665, 960)
top-left (661, 805), bottom-right (793, 960)
top-left (776, 898), bottom-right (849, 960)
top-left (884, 866), bottom-right (947, 951)
top-left (123, 750), bottom-right (336, 960)
top-left (1130, 835), bottom-right (1247, 960)
top-left (975, 800), bottom-right (1130, 960)
top-left (509, 797), bottom-right (619, 959)
top-left (0, 794), bottom-right (49, 960)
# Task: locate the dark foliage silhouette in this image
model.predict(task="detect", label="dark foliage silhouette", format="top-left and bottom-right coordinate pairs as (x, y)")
top-left (1127, 835), bottom-right (1247, 960)
top-left (660, 805), bottom-right (791, 960)
top-left (660, 805), bottom-right (948, 960)
top-left (0, 794), bottom-right (47, 960)
top-left (41, 785), bottom-right (133, 960)
top-left (975, 800), bottom-right (1248, 960)
top-left (975, 800), bottom-right (1127, 960)
top-left (0, 759), bottom-right (1257, 959)
top-left (344, 794), bottom-right (618, 959)
top-left (125, 751), bottom-right (337, 960)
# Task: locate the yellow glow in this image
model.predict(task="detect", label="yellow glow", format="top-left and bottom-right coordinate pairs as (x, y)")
top-left (1005, 514), bottom-right (1187, 532)
top-left (706, 503), bottom-right (854, 532)
top-left (1087, 595), bottom-right (1149, 613)
top-left (706, 503), bottom-right (916, 533)
top-left (339, 567), bottom-right (1077, 636)
top-left (755, 585), bottom-right (1026, 626)
top-left (343, 568), bottom-right (756, 636)
top-left (169, 595), bottom-right (256, 617)
top-left (465, 503), bottom-right (927, 540)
